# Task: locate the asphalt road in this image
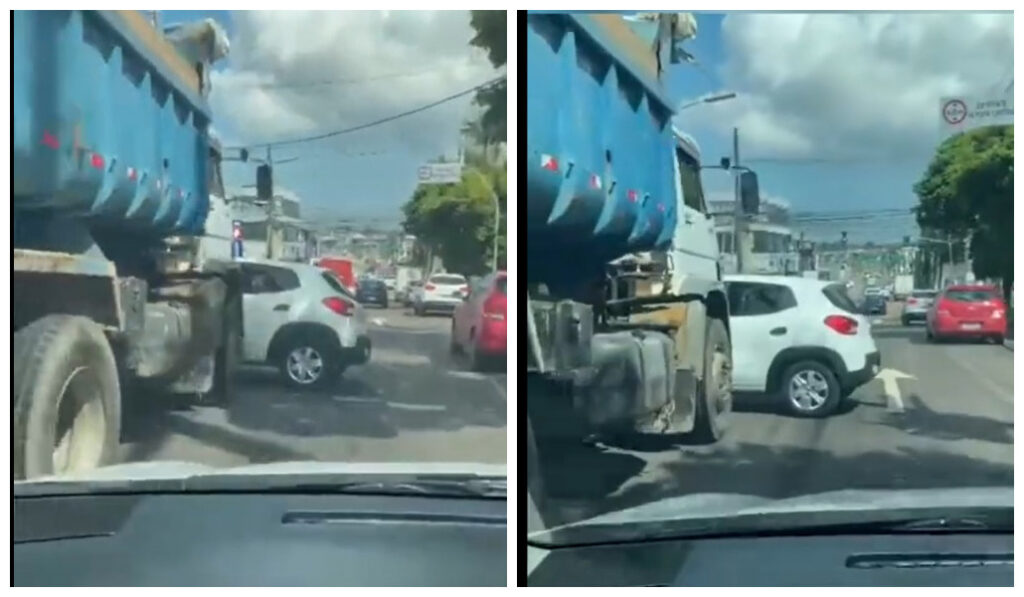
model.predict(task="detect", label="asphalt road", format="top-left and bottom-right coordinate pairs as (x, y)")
top-left (531, 321), bottom-right (1013, 528)
top-left (118, 306), bottom-right (507, 468)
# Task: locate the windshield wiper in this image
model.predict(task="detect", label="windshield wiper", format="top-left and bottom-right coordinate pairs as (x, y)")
top-left (531, 506), bottom-right (1012, 548)
top-left (267, 478), bottom-right (507, 499)
top-left (15, 474), bottom-right (506, 499)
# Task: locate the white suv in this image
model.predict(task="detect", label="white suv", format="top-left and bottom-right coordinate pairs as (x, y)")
top-left (725, 274), bottom-right (880, 417)
top-left (239, 259), bottom-right (371, 389)
top-left (413, 273), bottom-right (468, 315)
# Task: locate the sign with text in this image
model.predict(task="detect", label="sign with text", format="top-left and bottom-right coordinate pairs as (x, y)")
top-left (417, 162), bottom-right (462, 185)
top-left (940, 95), bottom-right (1013, 134)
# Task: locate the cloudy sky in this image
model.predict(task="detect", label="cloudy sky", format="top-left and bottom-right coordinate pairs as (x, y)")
top-left (163, 10), bottom-right (500, 226)
top-left (667, 11), bottom-right (1013, 243)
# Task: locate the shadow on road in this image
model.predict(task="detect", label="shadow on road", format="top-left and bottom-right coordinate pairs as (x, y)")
top-left (217, 366), bottom-right (506, 440)
top-left (876, 393), bottom-right (1013, 445)
top-left (533, 439), bottom-right (1013, 529)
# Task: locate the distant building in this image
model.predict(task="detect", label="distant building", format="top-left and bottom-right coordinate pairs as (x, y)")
top-left (202, 186), bottom-right (314, 262)
top-left (709, 196), bottom-right (798, 275)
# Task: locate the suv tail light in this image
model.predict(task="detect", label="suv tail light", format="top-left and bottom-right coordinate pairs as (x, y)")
top-left (424, 283), bottom-right (436, 291)
top-left (907, 298), bottom-right (918, 305)
top-left (483, 292), bottom-right (505, 320)
top-left (936, 298), bottom-right (952, 317)
top-left (322, 297), bottom-right (353, 316)
top-left (461, 285), bottom-right (470, 294)
top-left (824, 315), bottom-right (858, 335)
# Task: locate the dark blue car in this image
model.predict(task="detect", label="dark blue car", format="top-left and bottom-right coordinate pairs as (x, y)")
top-left (356, 278), bottom-right (389, 308)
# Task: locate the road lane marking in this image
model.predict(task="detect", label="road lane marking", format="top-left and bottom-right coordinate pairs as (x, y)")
top-left (371, 348), bottom-right (432, 366)
top-left (446, 370), bottom-right (507, 398)
top-left (331, 395), bottom-right (447, 412)
top-left (875, 367), bottom-right (914, 413)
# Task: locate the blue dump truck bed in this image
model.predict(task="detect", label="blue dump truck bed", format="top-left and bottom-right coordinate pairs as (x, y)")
top-left (13, 10), bottom-right (212, 237)
top-left (526, 13), bottom-right (679, 277)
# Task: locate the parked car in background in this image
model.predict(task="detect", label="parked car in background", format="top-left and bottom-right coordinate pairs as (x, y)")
top-left (726, 275), bottom-right (880, 418)
top-left (239, 259), bottom-right (371, 389)
top-left (356, 277), bottom-right (389, 308)
top-left (862, 293), bottom-right (887, 315)
top-left (399, 280), bottom-right (422, 307)
top-left (413, 273), bottom-right (468, 315)
top-left (451, 271), bottom-right (507, 370)
top-left (902, 289), bottom-right (937, 325)
top-left (926, 284), bottom-right (1007, 343)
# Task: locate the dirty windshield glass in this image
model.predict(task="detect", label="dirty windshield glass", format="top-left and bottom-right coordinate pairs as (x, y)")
top-left (12, 10), bottom-right (507, 493)
top-left (526, 10), bottom-right (1013, 559)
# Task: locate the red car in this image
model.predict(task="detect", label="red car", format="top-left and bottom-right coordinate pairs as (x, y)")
top-left (926, 284), bottom-right (1008, 343)
top-left (451, 271), bottom-right (507, 370)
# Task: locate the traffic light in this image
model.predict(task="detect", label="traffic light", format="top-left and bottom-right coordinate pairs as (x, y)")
top-left (256, 164), bottom-right (272, 200)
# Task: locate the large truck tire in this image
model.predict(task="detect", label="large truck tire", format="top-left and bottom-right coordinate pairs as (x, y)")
top-left (13, 315), bottom-right (122, 480)
top-left (692, 317), bottom-right (732, 443)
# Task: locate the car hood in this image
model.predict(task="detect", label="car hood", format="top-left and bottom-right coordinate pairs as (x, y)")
top-left (530, 486), bottom-right (1012, 542)
top-left (18, 460), bottom-right (507, 484)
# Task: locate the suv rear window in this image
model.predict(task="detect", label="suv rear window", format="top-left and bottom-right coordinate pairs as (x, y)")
top-left (322, 272), bottom-right (355, 298)
top-left (431, 274), bottom-right (465, 285)
top-left (911, 290), bottom-right (937, 299)
top-left (822, 284), bottom-right (859, 314)
top-left (242, 264), bottom-right (300, 294)
top-left (727, 282), bottom-right (797, 316)
top-left (945, 289), bottom-right (996, 302)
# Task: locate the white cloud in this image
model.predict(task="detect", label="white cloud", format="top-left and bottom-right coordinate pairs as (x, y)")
top-left (208, 11), bottom-right (498, 153)
top-left (674, 12), bottom-right (1013, 159)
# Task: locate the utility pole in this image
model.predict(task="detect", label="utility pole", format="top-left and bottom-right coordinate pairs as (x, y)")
top-left (732, 127), bottom-right (743, 274)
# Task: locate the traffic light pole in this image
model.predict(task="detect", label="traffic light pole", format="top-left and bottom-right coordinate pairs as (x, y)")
top-left (732, 127), bottom-right (744, 274)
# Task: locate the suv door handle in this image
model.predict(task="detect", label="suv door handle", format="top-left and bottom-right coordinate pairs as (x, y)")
top-left (273, 304), bottom-right (289, 312)
top-left (770, 326), bottom-right (787, 336)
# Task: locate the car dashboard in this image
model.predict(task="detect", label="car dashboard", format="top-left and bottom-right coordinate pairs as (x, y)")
top-left (527, 533), bottom-right (1012, 586)
top-left (13, 491), bottom-right (506, 586)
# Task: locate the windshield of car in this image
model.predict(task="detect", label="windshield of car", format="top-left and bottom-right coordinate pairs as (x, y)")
top-left (495, 276), bottom-right (506, 294)
top-left (526, 10), bottom-right (1012, 550)
top-left (944, 289), bottom-right (998, 302)
top-left (431, 274), bottom-right (467, 285)
top-left (13, 10), bottom-right (507, 502)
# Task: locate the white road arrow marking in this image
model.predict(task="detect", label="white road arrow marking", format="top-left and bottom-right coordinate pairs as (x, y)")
top-left (874, 367), bottom-right (914, 413)
top-left (371, 317), bottom-right (386, 326)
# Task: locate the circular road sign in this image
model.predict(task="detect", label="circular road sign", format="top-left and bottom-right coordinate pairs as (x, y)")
top-left (942, 99), bottom-right (968, 125)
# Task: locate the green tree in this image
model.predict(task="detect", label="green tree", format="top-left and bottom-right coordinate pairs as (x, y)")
top-left (469, 10), bottom-right (506, 143)
top-left (914, 125), bottom-right (1013, 296)
top-left (402, 160), bottom-right (506, 276)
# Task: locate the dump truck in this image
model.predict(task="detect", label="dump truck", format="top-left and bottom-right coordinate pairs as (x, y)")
top-left (526, 13), bottom-right (762, 510)
top-left (12, 11), bottom-right (241, 479)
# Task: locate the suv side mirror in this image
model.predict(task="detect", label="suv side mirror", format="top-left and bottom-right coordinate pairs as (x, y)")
top-left (739, 171), bottom-right (760, 215)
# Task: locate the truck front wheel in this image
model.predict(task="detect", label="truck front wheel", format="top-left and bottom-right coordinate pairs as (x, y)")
top-left (692, 318), bottom-right (732, 443)
top-left (13, 315), bottom-right (121, 480)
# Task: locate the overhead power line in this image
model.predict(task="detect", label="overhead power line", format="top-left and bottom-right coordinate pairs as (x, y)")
top-left (231, 74), bottom-right (506, 150)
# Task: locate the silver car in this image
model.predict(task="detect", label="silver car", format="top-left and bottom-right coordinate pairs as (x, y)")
top-left (902, 289), bottom-right (937, 325)
top-left (239, 259), bottom-right (371, 388)
top-left (413, 273), bottom-right (468, 315)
